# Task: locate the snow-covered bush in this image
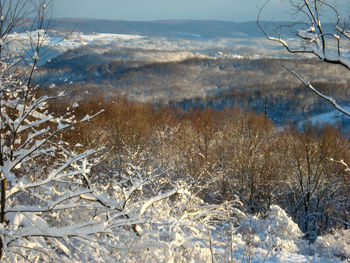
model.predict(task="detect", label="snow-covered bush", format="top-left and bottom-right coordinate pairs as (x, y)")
top-left (0, 49), bottom-right (114, 260)
top-left (314, 229), bottom-right (350, 261)
top-left (238, 205), bottom-right (305, 254)
top-left (87, 145), bottom-right (243, 262)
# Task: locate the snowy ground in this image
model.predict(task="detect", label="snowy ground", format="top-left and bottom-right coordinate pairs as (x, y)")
top-left (308, 106), bottom-right (350, 126)
top-left (6, 30), bottom-right (294, 66)
top-left (298, 106), bottom-right (350, 132)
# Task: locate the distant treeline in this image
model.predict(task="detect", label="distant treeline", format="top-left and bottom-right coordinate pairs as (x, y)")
top-left (37, 55), bottom-right (350, 127)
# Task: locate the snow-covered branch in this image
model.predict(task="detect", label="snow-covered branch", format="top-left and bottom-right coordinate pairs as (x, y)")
top-left (282, 65), bottom-right (350, 117)
top-left (258, 0), bottom-right (350, 117)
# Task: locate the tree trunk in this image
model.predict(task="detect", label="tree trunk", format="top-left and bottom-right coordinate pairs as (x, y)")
top-left (1, 178), bottom-right (5, 223)
top-left (0, 150), bottom-right (5, 259)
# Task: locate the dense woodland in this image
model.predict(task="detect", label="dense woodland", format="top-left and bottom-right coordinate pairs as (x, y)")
top-left (55, 95), bottom-right (350, 242)
top-left (37, 53), bottom-right (350, 126)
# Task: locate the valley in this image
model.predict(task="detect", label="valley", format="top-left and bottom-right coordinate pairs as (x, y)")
top-left (17, 19), bottom-right (349, 130)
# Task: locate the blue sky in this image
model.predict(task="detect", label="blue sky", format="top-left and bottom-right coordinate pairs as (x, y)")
top-left (54, 0), bottom-right (291, 22)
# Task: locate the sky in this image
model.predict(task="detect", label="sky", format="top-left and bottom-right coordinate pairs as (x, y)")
top-left (53, 0), bottom-right (292, 22)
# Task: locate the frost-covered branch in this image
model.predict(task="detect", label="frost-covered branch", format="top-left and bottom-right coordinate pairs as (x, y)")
top-left (258, 0), bottom-right (350, 117)
top-left (258, 0), bottom-right (350, 70)
top-left (282, 65), bottom-right (350, 117)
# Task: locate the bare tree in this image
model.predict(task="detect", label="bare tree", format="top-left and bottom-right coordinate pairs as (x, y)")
top-left (257, 0), bottom-right (350, 117)
top-left (0, 0), bottom-right (54, 257)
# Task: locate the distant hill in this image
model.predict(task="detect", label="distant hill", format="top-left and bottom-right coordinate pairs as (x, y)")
top-left (49, 18), bottom-right (267, 39)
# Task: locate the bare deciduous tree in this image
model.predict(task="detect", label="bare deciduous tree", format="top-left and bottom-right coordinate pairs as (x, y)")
top-left (257, 0), bottom-right (350, 117)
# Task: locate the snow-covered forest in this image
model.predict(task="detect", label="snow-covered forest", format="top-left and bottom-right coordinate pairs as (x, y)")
top-left (0, 0), bottom-right (350, 262)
